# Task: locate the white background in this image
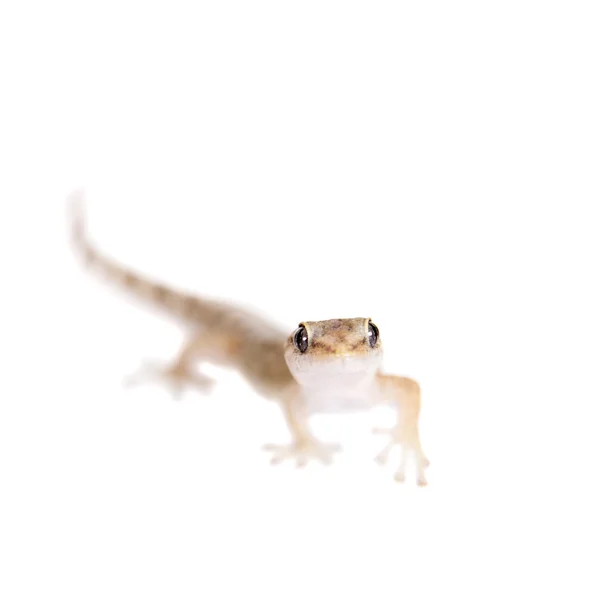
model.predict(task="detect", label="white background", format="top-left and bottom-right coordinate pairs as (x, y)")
top-left (1, 1), bottom-right (599, 598)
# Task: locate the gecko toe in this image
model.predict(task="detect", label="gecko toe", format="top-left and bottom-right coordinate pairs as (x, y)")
top-left (373, 427), bottom-right (429, 486)
top-left (262, 439), bottom-right (340, 469)
top-left (394, 470), bottom-right (406, 483)
top-left (374, 441), bottom-right (394, 465)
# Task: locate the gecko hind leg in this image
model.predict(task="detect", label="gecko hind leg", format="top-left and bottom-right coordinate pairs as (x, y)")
top-left (122, 332), bottom-right (229, 400)
top-left (123, 359), bottom-right (215, 400)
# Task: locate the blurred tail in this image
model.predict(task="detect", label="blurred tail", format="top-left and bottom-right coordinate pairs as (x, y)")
top-left (67, 189), bottom-right (218, 324)
top-left (68, 188), bottom-right (94, 264)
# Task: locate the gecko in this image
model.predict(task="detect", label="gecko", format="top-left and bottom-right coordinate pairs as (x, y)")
top-left (68, 193), bottom-right (429, 485)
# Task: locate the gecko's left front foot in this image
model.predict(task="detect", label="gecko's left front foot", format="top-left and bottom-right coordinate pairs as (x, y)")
top-left (373, 427), bottom-right (430, 486)
top-left (262, 437), bottom-right (342, 468)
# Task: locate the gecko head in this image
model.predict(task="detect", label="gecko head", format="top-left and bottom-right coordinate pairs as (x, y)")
top-left (284, 318), bottom-right (383, 386)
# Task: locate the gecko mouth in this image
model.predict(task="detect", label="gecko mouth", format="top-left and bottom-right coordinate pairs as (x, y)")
top-left (287, 352), bottom-right (382, 377)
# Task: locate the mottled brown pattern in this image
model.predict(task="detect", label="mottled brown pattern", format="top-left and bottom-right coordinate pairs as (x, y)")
top-left (153, 285), bottom-right (169, 301)
top-left (308, 340), bottom-right (336, 353)
top-left (123, 272), bottom-right (137, 286)
top-left (298, 317), bottom-right (379, 358)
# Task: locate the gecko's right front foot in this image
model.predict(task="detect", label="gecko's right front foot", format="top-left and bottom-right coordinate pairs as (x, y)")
top-left (262, 437), bottom-right (341, 468)
top-left (122, 360), bottom-right (215, 400)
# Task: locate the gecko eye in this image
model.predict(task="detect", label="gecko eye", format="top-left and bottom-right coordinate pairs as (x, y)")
top-left (368, 322), bottom-right (379, 348)
top-left (293, 325), bottom-right (309, 353)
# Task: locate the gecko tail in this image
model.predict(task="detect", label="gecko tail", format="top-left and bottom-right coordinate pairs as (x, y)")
top-left (67, 188), bottom-right (92, 263)
top-left (67, 187), bottom-right (140, 286)
top-left (66, 188), bottom-right (218, 323)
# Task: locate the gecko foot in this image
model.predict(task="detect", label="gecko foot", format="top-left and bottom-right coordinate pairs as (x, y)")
top-left (122, 360), bottom-right (215, 400)
top-left (262, 438), bottom-right (342, 468)
top-left (373, 427), bottom-right (430, 486)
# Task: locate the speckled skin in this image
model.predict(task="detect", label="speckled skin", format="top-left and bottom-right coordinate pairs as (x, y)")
top-left (69, 193), bottom-right (429, 485)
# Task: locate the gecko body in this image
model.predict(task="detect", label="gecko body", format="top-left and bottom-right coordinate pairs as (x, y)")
top-left (69, 194), bottom-right (429, 485)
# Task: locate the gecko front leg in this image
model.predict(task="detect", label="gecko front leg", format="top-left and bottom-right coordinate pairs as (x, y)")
top-left (263, 386), bottom-right (341, 468)
top-left (374, 374), bottom-right (430, 485)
